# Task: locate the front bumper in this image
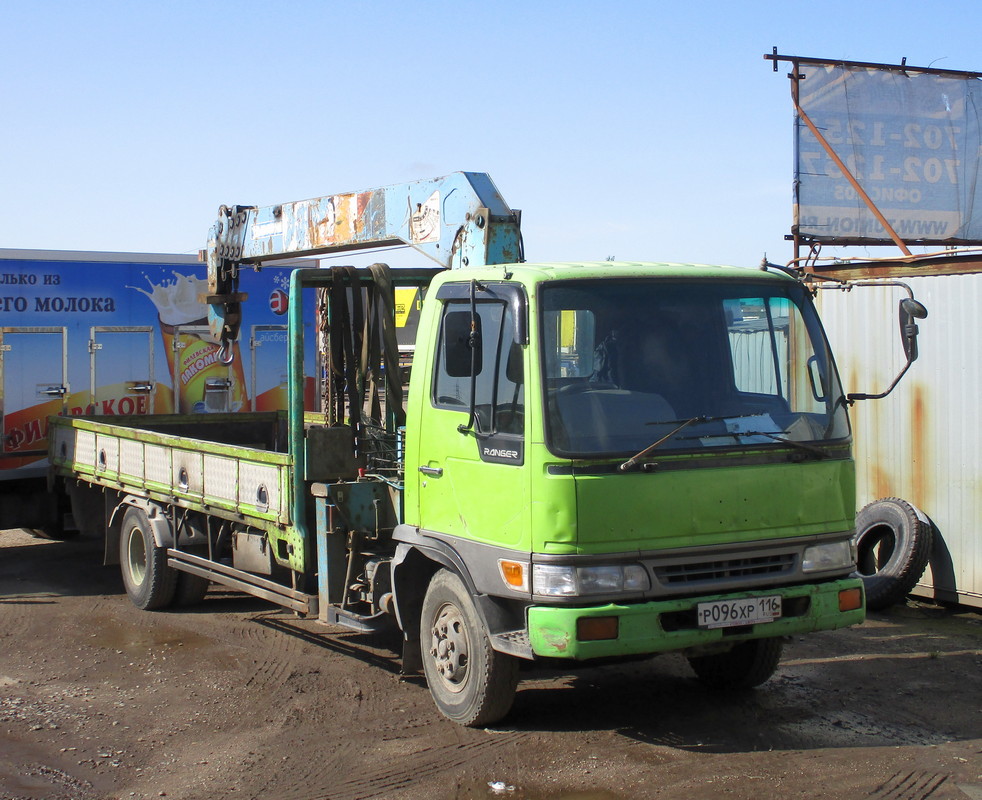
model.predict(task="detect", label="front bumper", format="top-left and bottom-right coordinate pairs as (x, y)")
top-left (527, 578), bottom-right (864, 660)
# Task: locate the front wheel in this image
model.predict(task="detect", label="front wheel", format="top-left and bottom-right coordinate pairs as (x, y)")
top-left (687, 637), bottom-right (784, 690)
top-left (420, 570), bottom-right (519, 727)
top-left (119, 506), bottom-right (177, 610)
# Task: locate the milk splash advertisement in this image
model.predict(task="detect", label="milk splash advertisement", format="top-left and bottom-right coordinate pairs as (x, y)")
top-left (129, 271), bottom-right (248, 414)
top-left (0, 255), bottom-right (292, 473)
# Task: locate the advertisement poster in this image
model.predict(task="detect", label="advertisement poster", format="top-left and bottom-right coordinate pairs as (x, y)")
top-left (0, 253), bottom-right (296, 473)
top-left (796, 63), bottom-right (982, 245)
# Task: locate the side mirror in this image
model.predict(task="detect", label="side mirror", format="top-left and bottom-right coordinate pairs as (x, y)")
top-left (806, 355), bottom-right (828, 402)
top-left (848, 295), bottom-right (928, 403)
top-left (899, 298), bottom-right (928, 362)
top-left (443, 310), bottom-right (482, 378)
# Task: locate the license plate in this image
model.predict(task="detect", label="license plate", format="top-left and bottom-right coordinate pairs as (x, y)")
top-left (696, 595), bottom-right (782, 629)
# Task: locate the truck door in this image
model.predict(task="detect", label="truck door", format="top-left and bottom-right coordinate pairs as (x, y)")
top-left (414, 282), bottom-right (530, 551)
top-left (249, 324), bottom-right (288, 411)
top-left (89, 326), bottom-right (155, 415)
top-left (0, 327), bottom-right (68, 456)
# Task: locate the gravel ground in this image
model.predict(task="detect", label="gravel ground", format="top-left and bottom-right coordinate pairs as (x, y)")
top-left (1, 527), bottom-right (980, 800)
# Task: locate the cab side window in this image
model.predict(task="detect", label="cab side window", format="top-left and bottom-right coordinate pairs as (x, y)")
top-left (433, 300), bottom-right (524, 436)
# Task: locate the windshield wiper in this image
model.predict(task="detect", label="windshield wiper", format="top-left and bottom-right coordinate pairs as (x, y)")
top-left (618, 416), bottom-right (704, 472)
top-left (644, 412), bottom-right (765, 427)
top-left (693, 430), bottom-right (829, 459)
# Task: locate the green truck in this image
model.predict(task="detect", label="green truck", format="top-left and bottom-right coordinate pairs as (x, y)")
top-left (46, 173), bottom-right (920, 726)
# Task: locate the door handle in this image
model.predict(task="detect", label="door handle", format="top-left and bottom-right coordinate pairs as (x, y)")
top-left (418, 466), bottom-right (443, 477)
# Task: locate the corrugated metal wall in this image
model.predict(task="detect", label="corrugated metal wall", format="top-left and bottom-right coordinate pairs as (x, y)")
top-left (728, 328), bottom-right (787, 394)
top-left (818, 274), bottom-right (981, 607)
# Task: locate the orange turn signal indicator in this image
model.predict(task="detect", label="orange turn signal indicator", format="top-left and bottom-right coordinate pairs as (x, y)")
top-left (498, 560), bottom-right (528, 592)
top-left (838, 587), bottom-right (863, 612)
top-left (576, 616), bottom-right (619, 641)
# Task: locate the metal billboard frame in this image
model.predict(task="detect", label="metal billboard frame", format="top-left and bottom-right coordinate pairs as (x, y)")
top-left (766, 49), bottom-right (982, 279)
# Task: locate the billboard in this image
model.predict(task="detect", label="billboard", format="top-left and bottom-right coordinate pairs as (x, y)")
top-left (792, 61), bottom-right (982, 246)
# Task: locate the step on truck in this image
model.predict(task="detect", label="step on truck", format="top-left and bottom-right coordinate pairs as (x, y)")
top-left (46, 172), bottom-right (925, 725)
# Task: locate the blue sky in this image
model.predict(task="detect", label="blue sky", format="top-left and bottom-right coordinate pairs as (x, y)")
top-left (4, 0), bottom-right (981, 268)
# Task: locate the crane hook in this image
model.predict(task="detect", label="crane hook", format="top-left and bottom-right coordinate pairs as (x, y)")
top-left (217, 341), bottom-right (235, 366)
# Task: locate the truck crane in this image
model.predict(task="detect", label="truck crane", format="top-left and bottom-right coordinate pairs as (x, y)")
top-left (48, 171), bottom-right (910, 726)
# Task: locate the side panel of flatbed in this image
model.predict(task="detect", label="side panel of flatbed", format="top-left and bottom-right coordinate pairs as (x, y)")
top-left (49, 415), bottom-right (293, 528)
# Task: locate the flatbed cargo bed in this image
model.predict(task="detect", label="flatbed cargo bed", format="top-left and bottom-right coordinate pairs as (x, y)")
top-left (49, 413), bottom-right (293, 526)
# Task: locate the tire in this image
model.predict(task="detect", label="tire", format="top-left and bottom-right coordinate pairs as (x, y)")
top-left (33, 508), bottom-right (79, 540)
top-left (30, 488), bottom-right (77, 539)
top-left (119, 506), bottom-right (177, 610)
top-left (173, 571), bottom-right (210, 607)
top-left (687, 637), bottom-right (784, 690)
top-left (420, 570), bottom-right (519, 727)
top-left (852, 497), bottom-right (933, 611)
top-left (170, 546), bottom-right (211, 607)
top-left (33, 525), bottom-right (80, 541)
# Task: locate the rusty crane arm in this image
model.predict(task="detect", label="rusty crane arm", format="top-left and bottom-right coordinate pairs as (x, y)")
top-left (203, 172), bottom-right (523, 356)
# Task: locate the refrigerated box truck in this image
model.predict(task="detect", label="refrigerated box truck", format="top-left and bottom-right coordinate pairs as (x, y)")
top-left (0, 248), bottom-right (303, 530)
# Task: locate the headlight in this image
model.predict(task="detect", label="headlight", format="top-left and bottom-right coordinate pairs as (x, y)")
top-left (532, 563), bottom-right (650, 596)
top-left (802, 541), bottom-right (855, 573)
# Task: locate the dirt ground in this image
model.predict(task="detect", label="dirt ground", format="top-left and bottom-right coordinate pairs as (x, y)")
top-left (1, 527), bottom-right (980, 800)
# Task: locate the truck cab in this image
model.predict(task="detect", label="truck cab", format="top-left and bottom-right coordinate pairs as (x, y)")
top-left (393, 261), bottom-right (863, 723)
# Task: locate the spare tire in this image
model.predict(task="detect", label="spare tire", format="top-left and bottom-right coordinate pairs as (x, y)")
top-left (852, 498), bottom-right (933, 611)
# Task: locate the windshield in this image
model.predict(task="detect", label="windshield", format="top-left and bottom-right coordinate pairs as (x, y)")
top-left (540, 279), bottom-right (849, 458)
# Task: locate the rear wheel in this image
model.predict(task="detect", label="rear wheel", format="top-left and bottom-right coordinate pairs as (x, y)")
top-left (173, 571), bottom-right (210, 606)
top-left (420, 569), bottom-right (519, 726)
top-left (687, 638), bottom-right (784, 690)
top-left (33, 525), bottom-right (80, 541)
top-left (119, 506), bottom-right (177, 610)
top-left (30, 485), bottom-right (77, 539)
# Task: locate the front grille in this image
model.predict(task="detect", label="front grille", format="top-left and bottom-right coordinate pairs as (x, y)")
top-left (654, 552), bottom-right (795, 586)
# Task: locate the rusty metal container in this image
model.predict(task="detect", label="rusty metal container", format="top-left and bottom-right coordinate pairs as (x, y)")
top-left (818, 274), bottom-right (981, 608)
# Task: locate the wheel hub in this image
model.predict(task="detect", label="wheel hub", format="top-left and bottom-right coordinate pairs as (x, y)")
top-left (126, 526), bottom-right (147, 586)
top-left (429, 603), bottom-right (470, 691)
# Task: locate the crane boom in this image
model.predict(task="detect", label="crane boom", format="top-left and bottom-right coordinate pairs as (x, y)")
top-left (203, 172), bottom-right (522, 355)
